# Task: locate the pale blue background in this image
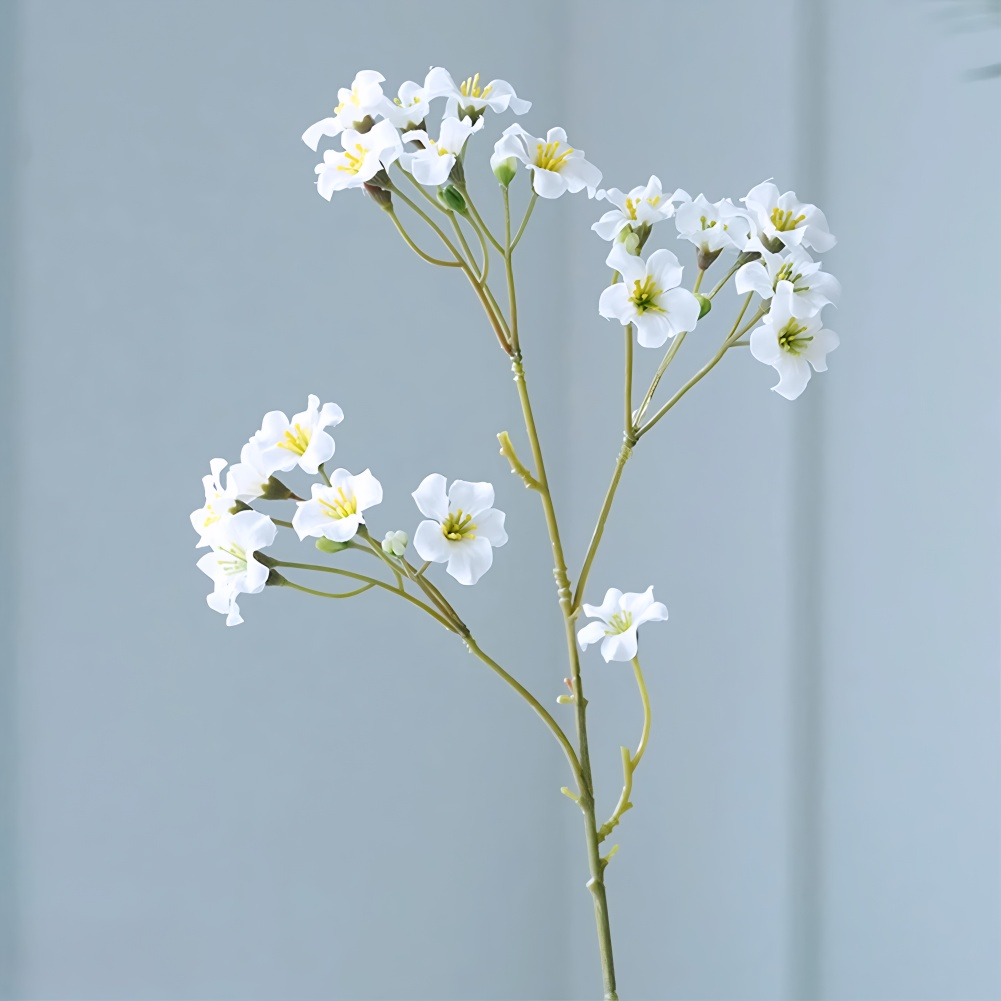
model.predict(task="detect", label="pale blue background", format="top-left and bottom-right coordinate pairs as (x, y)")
top-left (1, 1), bottom-right (999, 998)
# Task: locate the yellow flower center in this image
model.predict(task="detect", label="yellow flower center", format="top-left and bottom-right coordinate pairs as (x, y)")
top-left (774, 262), bottom-right (810, 293)
top-left (276, 422), bottom-right (311, 454)
top-left (605, 611), bottom-right (633, 635)
top-left (770, 207), bottom-right (807, 232)
top-left (630, 275), bottom-right (664, 313)
top-left (319, 488), bottom-right (358, 520)
top-left (459, 73), bottom-right (493, 100)
top-left (334, 85), bottom-right (362, 116)
top-left (624, 197), bottom-right (638, 220)
top-left (777, 319), bottom-right (814, 355)
top-left (534, 141), bottom-right (574, 173)
top-left (441, 508), bottom-right (477, 541)
top-left (336, 144), bottom-right (367, 175)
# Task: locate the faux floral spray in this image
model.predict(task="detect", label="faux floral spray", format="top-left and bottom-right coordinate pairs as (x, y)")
top-left (191, 66), bottom-right (840, 999)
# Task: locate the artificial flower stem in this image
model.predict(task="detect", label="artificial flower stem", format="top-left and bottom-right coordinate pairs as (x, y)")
top-left (459, 186), bottom-right (505, 254)
top-left (693, 268), bottom-right (705, 294)
top-left (571, 439), bottom-right (634, 614)
top-left (387, 210), bottom-right (461, 267)
top-left (624, 324), bottom-right (634, 433)
top-left (510, 352), bottom-right (618, 1001)
top-left (318, 463), bottom-right (332, 487)
top-left (510, 192), bottom-right (538, 251)
top-left (502, 186), bottom-right (520, 354)
top-left (597, 658), bottom-right (650, 845)
top-left (447, 212), bottom-right (482, 279)
top-left (636, 297), bottom-right (762, 440)
top-left (706, 258), bottom-right (745, 300)
top-left (635, 330), bottom-right (688, 425)
top-left (284, 579), bottom-right (376, 600)
top-left (463, 634), bottom-right (583, 790)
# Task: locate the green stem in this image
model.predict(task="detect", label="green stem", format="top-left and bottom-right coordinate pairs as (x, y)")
top-left (635, 330), bottom-right (687, 425)
top-left (503, 186), bottom-right (520, 354)
top-left (510, 192), bottom-right (538, 251)
top-left (624, 324), bottom-right (634, 432)
top-left (387, 209), bottom-right (461, 267)
top-left (693, 268), bottom-right (705, 293)
top-left (284, 579), bottom-right (376, 600)
top-left (460, 186), bottom-right (505, 254)
top-left (464, 634), bottom-right (582, 789)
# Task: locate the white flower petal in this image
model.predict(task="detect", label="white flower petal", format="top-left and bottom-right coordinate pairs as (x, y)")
top-left (735, 260), bottom-right (775, 298)
top-left (414, 518), bottom-right (451, 562)
top-left (598, 284), bottom-right (633, 324)
top-left (448, 479), bottom-right (494, 517)
top-left (530, 167), bottom-right (569, 200)
top-left (445, 537), bottom-right (493, 585)
top-left (412, 473), bottom-right (449, 522)
top-left (577, 621), bottom-right (607, 651)
top-left (600, 629), bottom-right (637, 663)
top-left (473, 508), bottom-right (507, 547)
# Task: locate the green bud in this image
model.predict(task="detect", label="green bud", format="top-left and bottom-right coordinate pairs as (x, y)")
top-left (696, 247), bottom-right (723, 271)
top-left (381, 530), bottom-right (408, 557)
top-left (695, 293), bottom-right (712, 319)
top-left (759, 234), bottom-right (785, 254)
top-left (265, 568), bottom-right (287, 587)
top-left (447, 156), bottom-right (466, 186)
top-left (316, 538), bottom-right (350, 554)
top-left (619, 231), bottom-right (641, 256)
top-left (493, 156), bottom-right (517, 188)
top-left (438, 184), bottom-right (467, 214)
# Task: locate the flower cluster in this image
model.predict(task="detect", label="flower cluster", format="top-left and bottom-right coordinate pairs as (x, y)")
top-left (593, 177), bottom-right (840, 399)
top-left (303, 67), bottom-right (600, 203)
top-left (191, 394), bottom-right (508, 625)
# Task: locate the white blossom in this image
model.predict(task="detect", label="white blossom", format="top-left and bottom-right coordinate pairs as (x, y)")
top-left (314, 120), bottom-right (402, 198)
top-left (244, 394), bottom-right (344, 476)
top-left (748, 281), bottom-right (839, 400)
top-left (379, 74), bottom-right (435, 130)
top-left (492, 124), bottom-right (601, 199)
top-left (301, 70), bottom-right (387, 151)
top-left (598, 243), bottom-right (700, 348)
top-left (190, 457), bottom-right (241, 548)
top-left (741, 180), bottom-right (835, 253)
top-left (734, 243), bottom-right (841, 316)
top-left (226, 443), bottom-right (277, 503)
top-left (424, 68), bottom-right (530, 119)
top-left (196, 510), bottom-right (277, 627)
top-left (382, 530), bottom-right (408, 557)
top-left (401, 116), bottom-right (482, 186)
top-left (412, 474), bottom-right (507, 585)
top-left (577, 587), bottom-right (668, 663)
top-left (292, 468), bottom-right (383, 543)
top-left (592, 176), bottom-right (687, 241)
top-left (674, 194), bottom-right (749, 256)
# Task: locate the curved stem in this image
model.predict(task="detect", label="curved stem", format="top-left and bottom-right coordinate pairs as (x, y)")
top-left (387, 209), bottom-right (462, 267)
top-left (635, 329), bottom-right (687, 425)
top-left (460, 186), bottom-right (505, 254)
top-left (464, 634), bottom-right (582, 789)
top-left (284, 579), bottom-right (376, 600)
top-left (511, 192), bottom-right (538, 251)
top-left (630, 656), bottom-right (651, 768)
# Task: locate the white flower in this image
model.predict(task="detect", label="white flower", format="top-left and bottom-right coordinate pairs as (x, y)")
top-left (314, 120), bottom-right (402, 198)
top-left (577, 586), bottom-right (668, 663)
top-left (674, 194), bottom-right (749, 256)
top-left (591, 176), bottom-right (687, 241)
top-left (741, 180), bottom-right (835, 253)
top-left (400, 116), bottom-right (482, 186)
top-left (379, 75), bottom-right (435, 130)
top-left (226, 443), bottom-right (276, 503)
top-left (190, 457), bottom-right (241, 547)
top-left (492, 124), bottom-right (601, 199)
top-left (292, 468), bottom-right (382, 543)
top-left (412, 474), bottom-right (508, 585)
top-left (734, 243), bottom-right (841, 316)
top-left (245, 394), bottom-right (344, 476)
top-left (598, 243), bottom-right (701, 348)
top-left (382, 530), bottom-right (408, 557)
top-left (424, 68), bottom-right (530, 119)
top-left (196, 510), bottom-right (277, 626)
top-left (301, 70), bottom-right (387, 151)
top-left (748, 281), bottom-right (840, 400)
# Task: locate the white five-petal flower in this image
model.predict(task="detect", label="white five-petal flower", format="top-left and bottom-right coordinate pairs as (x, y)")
top-left (734, 243), bottom-right (841, 316)
top-left (674, 194), bottom-right (750, 256)
top-left (379, 74), bottom-right (436, 130)
top-left (577, 586), bottom-right (668, 663)
top-left (292, 468), bottom-right (383, 543)
top-left (598, 243), bottom-right (701, 348)
top-left (244, 394), bottom-right (344, 477)
top-left (592, 176), bottom-right (687, 241)
top-left (492, 124), bottom-right (602, 199)
top-left (314, 119), bottom-right (403, 198)
top-left (301, 70), bottom-right (387, 151)
top-left (196, 510), bottom-right (277, 627)
top-left (424, 68), bottom-right (531, 119)
top-left (401, 116), bottom-right (482, 186)
top-left (412, 474), bottom-right (508, 585)
top-left (741, 180), bottom-right (835, 254)
top-left (748, 281), bottom-right (840, 400)
top-left (190, 457), bottom-right (241, 548)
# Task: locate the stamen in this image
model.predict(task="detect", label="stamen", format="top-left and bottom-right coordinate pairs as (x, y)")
top-left (441, 508), bottom-right (477, 541)
top-left (218, 544), bottom-right (248, 576)
top-left (624, 197), bottom-right (638, 220)
top-left (770, 207), bottom-right (807, 232)
top-left (276, 422), bottom-right (311, 454)
top-left (777, 320), bottom-right (814, 355)
top-left (534, 141), bottom-right (574, 173)
top-left (319, 487), bottom-right (358, 520)
top-left (604, 610), bottom-right (634, 636)
top-left (630, 275), bottom-right (665, 314)
top-left (336, 144), bottom-right (367, 174)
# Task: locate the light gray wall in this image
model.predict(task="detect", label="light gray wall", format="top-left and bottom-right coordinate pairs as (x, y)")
top-left (2, 1), bottom-right (999, 999)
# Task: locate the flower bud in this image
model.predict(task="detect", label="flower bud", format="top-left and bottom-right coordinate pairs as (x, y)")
top-left (316, 537), bottom-right (350, 554)
top-left (260, 476), bottom-right (294, 500)
top-left (382, 530), bottom-right (408, 557)
top-left (696, 247), bottom-right (723, 271)
top-left (618, 230), bottom-right (641, 256)
top-left (363, 182), bottom-right (393, 211)
top-left (447, 156), bottom-right (466, 186)
top-left (695, 293), bottom-right (712, 319)
top-left (438, 185), bottom-right (467, 214)
top-left (492, 156), bottom-right (517, 188)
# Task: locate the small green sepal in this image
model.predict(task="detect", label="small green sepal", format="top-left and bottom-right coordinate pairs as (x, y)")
top-left (695, 293), bottom-right (712, 319)
top-left (438, 185), bottom-right (467, 214)
top-left (316, 538), bottom-right (350, 554)
top-left (493, 156), bottom-right (517, 188)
